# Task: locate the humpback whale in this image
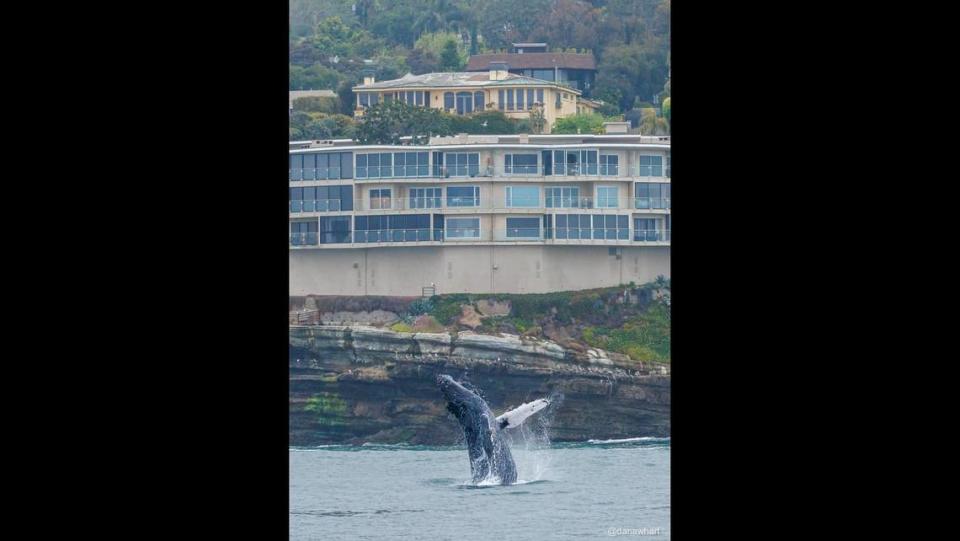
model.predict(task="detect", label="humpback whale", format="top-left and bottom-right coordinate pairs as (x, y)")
top-left (436, 374), bottom-right (550, 485)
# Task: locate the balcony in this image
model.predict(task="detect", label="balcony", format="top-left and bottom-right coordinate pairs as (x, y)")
top-left (290, 164), bottom-right (670, 182)
top-left (350, 196), bottom-right (668, 213)
top-left (289, 199), bottom-right (347, 213)
top-left (290, 228), bottom-right (670, 247)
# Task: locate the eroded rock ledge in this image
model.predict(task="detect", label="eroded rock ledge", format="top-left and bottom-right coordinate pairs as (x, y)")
top-left (290, 325), bottom-right (670, 446)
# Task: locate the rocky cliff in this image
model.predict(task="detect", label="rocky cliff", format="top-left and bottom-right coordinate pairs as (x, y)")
top-left (290, 325), bottom-right (670, 446)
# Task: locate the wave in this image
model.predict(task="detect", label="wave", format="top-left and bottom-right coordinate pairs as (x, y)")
top-left (587, 437), bottom-right (671, 444)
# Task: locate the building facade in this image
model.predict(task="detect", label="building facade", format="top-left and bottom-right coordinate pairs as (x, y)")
top-left (289, 132), bottom-right (670, 296)
top-left (465, 43), bottom-right (597, 96)
top-left (352, 66), bottom-right (582, 133)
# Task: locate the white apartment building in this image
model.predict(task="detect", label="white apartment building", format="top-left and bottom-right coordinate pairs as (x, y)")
top-left (289, 129), bottom-right (670, 295)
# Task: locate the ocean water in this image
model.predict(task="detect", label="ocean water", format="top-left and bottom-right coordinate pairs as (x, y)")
top-left (290, 438), bottom-right (670, 540)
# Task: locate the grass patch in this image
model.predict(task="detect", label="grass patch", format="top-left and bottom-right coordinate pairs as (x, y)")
top-left (581, 303), bottom-right (670, 363)
top-left (390, 322), bottom-right (414, 333)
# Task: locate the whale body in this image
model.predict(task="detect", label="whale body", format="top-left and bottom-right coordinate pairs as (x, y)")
top-left (437, 374), bottom-right (549, 485)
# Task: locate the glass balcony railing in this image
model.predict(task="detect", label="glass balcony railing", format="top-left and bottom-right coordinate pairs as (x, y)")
top-left (291, 164), bottom-right (671, 182)
top-left (289, 199), bottom-right (345, 213)
top-left (290, 229), bottom-right (671, 246)
top-left (633, 197), bottom-right (671, 210)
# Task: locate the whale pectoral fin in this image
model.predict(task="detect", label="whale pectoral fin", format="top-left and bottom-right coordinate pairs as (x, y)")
top-left (496, 399), bottom-right (550, 430)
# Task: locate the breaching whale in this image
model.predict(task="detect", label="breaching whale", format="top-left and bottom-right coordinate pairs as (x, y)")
top-left (436, 374), bottom-right (550, 485)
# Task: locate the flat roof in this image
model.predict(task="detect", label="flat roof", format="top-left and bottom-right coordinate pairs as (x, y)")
top-left (353, 71), bottom-right (581, 94)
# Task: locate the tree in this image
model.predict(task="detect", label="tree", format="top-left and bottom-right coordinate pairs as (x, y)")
top-left (529, 106), bottom-right (546, 134)
top-left (356, 101), bottom-right (453, 144)
top-left (552, 113), bottom-right (608, 134)
top-left (661, 97), bottom-right (670, 123)
top-left (439, 40), bottom-right (464, 71)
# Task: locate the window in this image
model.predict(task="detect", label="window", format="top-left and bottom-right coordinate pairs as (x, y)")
top-left (634, 183), bottom-right (670, 209)
top-left (639, 155), bottom-right (663, 177)
top-left (532, 70), bottom-right (555, 81)
top-left (552, 149), bottom-right (597, 176)
top-left (444, 92), bottom-right (454, 111)
top-left (596, 186), bottom-right (619, 208)
top-left (498, 89), bottom-right (505, 111)
top-left (516, 87), bottom-right (524, 110)
top-left (552, 214), bottom-right (628, 240)
top-left (555, 91), bottom-right (561, 108)
top-left (537, 88), bottom-right (544, 105)
top-left (445, 217), bottom-right (480, 239)
top-left (292, 152), bottom-right (352, 180)
top-left (546, 187), bottom-right (580, 208)
top-left (390, 151), bottom-right (429, 177)
top-left (443, 153), bottom-right (479, 177)
top-left (634, 218), bottom-right (659, 241)
top-left (446, 186), bottom-right (479, 207)
top-left (600, 154), bottom-right (619, 176)
top-left (290, 220), bottom-right (318, 245)
top-left (666, 153), bottom-right (671, 178)
top-left (356, 152), bottom-right (411, 178)
top-left (504, 153), bottom-right (538, 174)
top-left (369, 188), bottom-right (392, 209)
top-left (456, 91), bottom-right (473, 114)
top-left (506, 186), bottom-right (540, 207)
top-left (319, 216), bottom-right (351, 244)
top-left (354, 215), bottom-right (431, 243)
top-left (506, 217), bottom-right (541, 239)
top-left (359, 93), bottom-right (369, 107)
top-left (474, 91), bottom-right (484, 111)
top-left (527, 89), bottom-right (535, 110)
top-left (409, 187), bottom-right (442, 209)
top-left (290, 185), bottom-right (352, 213)
top-left (507, 89), bottom-right (514, 110)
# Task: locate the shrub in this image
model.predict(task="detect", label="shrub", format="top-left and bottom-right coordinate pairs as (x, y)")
top-left (408, 297), bottom-right (434, 316)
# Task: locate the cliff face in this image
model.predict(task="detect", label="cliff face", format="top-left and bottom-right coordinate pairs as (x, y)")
top-left (290, 325), bottom-right (670, 446)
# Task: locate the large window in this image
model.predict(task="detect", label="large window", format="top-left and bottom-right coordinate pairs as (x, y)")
top-left (546, 187), bottom-right (580, 208)
top-left (526, 89), bottom-right (535, 110)
top-left (506, 217), bottom-right (541, 239)
top-left (445, 217), bottom-right (480, 239)
top-left (639, 155), bottom-right (664, 177)
top-left (290, 185), bottom-right (353, 213)
top-left (634, 218), bottom-right (660, 241)
top-left (596, 186), bottom-right (619, 208)
top-left (600, 154), bottom-right (619, 176)
top-left (319, 216), bottom-right (351, 244)
top-left (506, 186), bottom-right (540, 207)
top-left (552, 150), bottom-right (597, 175)
top-left (356, 152), bottom-right (428, 178)
top-left (290, 220), bottom-right (318, 245)
top-left (291, 152), bottom-right (353, 180)
top-left (443, 153), bottom-right (479, 177)
top-left (504, 154), bottom-right (538, 174)
top-left (444, 92), bottom-right (454, 111)
top-left (369, 188), bottom-right (392, 209)
top-left (409, 187), bottom-right (442, 209)
top-left (456, 91), bottom-right (473, 114)
top-left (474, 91), bottom-right (484, 111)
top-left (634, 183), bottom-right (671, 209)
top-left (553, 214), bottom-right (628, 240)
top-left (447, 186), bottom-right (479, 207)
top-left (507, 89), bottom-right (515, 110)
top-left (516, 87), bottom-right (525, 110)
top-left (354, 214), bottom-right (431, 243)
top-left (498, 89), bottom-right (505, 110)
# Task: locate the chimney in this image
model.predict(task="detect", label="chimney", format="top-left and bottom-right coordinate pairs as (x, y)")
top-left (360, 69), bottom-right (375, 86)
top-left (489, 62), bottom-right (509, 81)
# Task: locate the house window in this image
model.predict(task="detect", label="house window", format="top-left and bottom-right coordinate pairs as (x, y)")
top-left (474, 91), bottom-right (484, 110)
top-left (446, 186), bottom-right (479, 207)
top-left (498, 89), bottom-right (505, 110)
top-left (392, 151), bottom-right (429, 177)
top-left (507, 89), bottom-right (514, 110)
top-left (293, 152), bottom-right (352, 180)
top-left (545, 187), bottom-right (580, 208)
top-left (318, 216), bottom-right (351, 244)
top-left (553, 214), bottom-right (628, 240)
top-left (290, 220), bottom-right (319, 246)
top-left (506, 217), bottom-right (541, 239)
top-left (409, 187), bottom-right (442, 209)
top-left (634, 183), bottom-right (670, 209)
top-left (353, 215), bottom-right (431, 243)
top-left (444, 92), bottom-right (454, 111)
top-left (443, 153), bottom-right (479, 177)
top-left (504, 153), bottom-right (538, 174)
top-left (506, 185), bottom-right (540, 207)
top-left (552, 149), bottom-right (597, 175)
top-left (445, 217), bottom-right (480, 239)
top-left (634, 218), bottom-right (659, 241)
top-left (369, 188), bottom-right (392, 209)
top-left (516, 88), bottom-right (525, 110)
top-left (537, 88), bottom-right (544, 105)
top-left (456, 91), bottom-right (473, 114)
top-left (596, 186), bottom-right (619, 208)
top-left (290, 185), bottom-right (353, 213)
top-left (359, 93), bottom-right (369, 107)
top-left (639, 155), bottom-right (663, 177)
top-left (600, 154), bottom-right (619, 176)
top-left (526, 89), bottom-right (535, 110)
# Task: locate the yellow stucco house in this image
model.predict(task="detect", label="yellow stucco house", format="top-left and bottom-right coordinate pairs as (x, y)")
top-left (352, 63), bottom-right (583, 133)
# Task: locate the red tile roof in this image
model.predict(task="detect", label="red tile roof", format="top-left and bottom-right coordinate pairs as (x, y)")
top-left (466, 52), bottom-right (597, 71)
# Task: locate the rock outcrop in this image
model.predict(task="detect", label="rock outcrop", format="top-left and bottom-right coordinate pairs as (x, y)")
top-left (290, 325), bottom-right (670, 446)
